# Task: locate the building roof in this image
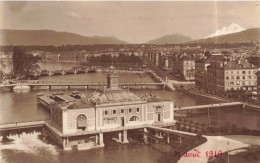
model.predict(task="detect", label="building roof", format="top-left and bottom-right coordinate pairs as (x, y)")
top-left (196, 55), bottom-right (224, 63)
top-left (87, 89), bottom-right (143, 105)
top-left (224, 60), bottom-right (256, 69)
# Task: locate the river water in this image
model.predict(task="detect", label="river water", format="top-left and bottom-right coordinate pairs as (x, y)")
top-left (0, 62), bottom-right (260, 163)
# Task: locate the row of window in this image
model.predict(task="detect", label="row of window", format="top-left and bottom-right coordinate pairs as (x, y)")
top-left (226, 76), bottom-right (256, 80)
top-left (226, 87), bottom-right (257, 91)
top-left (226, 70), bottom-right (256, 75)
top-left (104, 107), bottom-right (140, 116)
top-left (227, 81), bottom-right (257, 86)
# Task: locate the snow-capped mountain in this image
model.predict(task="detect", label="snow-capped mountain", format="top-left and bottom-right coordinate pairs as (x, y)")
top-left (206, 23), bottom-right (245, 38)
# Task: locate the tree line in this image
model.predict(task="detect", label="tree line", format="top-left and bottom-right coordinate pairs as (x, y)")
top-left (83, 52), bottom-right (142, 67)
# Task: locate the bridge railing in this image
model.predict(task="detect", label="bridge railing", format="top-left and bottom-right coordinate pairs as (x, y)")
top-left (0, 119), bottom-right (50, 129)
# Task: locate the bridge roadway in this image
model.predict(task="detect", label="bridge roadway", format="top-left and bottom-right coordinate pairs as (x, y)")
top-left (174, 102), bottom-right (244, 111)
top-left (147, 126), bottom-right (197, 136)
top-left (0, 82), bottom-right (165, 89)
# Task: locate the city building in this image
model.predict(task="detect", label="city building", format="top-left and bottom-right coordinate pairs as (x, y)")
top-left (195, 55), bottom-right (224, 91)
top-left (172, 55), bottom-right (195, 81)
top-left (207, 59), bottom-right (257, 98)
top-left (48, 73), bottom-right (175, 150)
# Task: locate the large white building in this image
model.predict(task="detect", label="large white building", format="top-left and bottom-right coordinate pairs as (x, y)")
top-left (48, 73), bottom-right (175, 150)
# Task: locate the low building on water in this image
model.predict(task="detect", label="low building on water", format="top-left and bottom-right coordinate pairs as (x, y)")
top-left (42, 73), bottom-right (175, 150)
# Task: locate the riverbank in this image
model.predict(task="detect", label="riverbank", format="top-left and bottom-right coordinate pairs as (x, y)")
top-left (208, 146), bottom-right (260, 163)
top-left (178, 135), bottom-right (249, 163)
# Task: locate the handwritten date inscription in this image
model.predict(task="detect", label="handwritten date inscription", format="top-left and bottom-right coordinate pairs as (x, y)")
top-left (174, 149), bottom-right (222, 160)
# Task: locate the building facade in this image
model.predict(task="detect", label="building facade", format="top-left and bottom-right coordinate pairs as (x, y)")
top-left (49, 73), bottom-right (174, 150)
top-left (195, 55), bottom-right (224, 91)
top-left (207, 59), bottom-right (257, 97)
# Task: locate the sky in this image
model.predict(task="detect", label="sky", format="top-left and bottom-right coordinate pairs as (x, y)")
top-left (0, 1), bottom-right (260, 44)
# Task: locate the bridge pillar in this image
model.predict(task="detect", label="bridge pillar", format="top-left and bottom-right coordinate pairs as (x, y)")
top-left (118, 132), bottom-right (122, 142)
top-left (142, 85), bottom-right (145, 89)
top-left (68, 86), bottom-right (70, 90)
top-left (99, 132), bottom-right (104, 147)
top-left (123, 130), bottom-right (129, 143)
top-left (30, 86), bottom-right (34, 90)
top-left (179, 136), bottom-right (182, 146)
top-left (49, 86), bottom-right (51, 91)
top-left (85, 86), bottom-right (88, 90)
top-left (62, 137), bottom-right (71, 150)
top-left (9, 87), bottom-right (14, 92)
top-left (143, 128), bottom-right (148, 143)
top-left (95, 134), bottom-right (98, 145)
top-left (167, 133), bottom-right (170, 143)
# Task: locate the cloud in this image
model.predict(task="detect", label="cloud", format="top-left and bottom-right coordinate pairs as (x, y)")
top-left (5, 1), bottom-right (27, 12)
top-left (68, 12), bottom-right (82, 20)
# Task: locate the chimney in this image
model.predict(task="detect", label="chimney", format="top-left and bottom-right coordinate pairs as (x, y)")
top-left (224, 60), bottom-right (227, 65)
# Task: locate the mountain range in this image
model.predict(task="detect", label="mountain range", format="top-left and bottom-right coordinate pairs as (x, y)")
top-left (146, 34), bottom-right (192, 44)
top-left (0, 25), bottom-right (259, 46)
top-left (0, 29), bottom-right (127, 46)
top-left (194, 28), bottom-right (260, 44)
top-left (206, 23), bottom-right (245, 38)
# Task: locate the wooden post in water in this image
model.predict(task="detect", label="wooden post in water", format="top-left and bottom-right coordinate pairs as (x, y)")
top-left (167, 133), bottom-right (170, 143)
top-left (123, 130), bottom-right (129, 143)
top-left (118, 132), bottom-right (122, 142)
top-left (143, 128), bottom-right (148, 143)
top-left (179, 136), bottom-right (182, 146)
top-left (99, 132), bottom-right (104, 147)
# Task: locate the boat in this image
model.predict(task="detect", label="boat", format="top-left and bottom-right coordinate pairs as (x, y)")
top-left (76, 67), bottom-right (86, 74)
top-left (96, 68), bottom-right (102, 72)
top-left (66, 69), bottom-right (75, 75)
top-left (53, 70), bottom-right (63, 75)
top-left (41, 70), bottom-right (50, 76)
top-left (87, 68), bottom-right (96, 73)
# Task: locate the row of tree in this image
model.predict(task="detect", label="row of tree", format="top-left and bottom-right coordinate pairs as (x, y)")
top-left (86, 53), bottom-right (142, 65)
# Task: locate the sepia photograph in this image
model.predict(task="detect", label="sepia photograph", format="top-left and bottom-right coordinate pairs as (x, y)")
top-left (0, 1), bottom-right (260, 163)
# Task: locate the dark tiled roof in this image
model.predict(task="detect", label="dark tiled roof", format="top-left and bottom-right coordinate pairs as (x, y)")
top-left (224, 60), bottom-right (256, 69)
top-left (88, 89), bottom-right (143, 105)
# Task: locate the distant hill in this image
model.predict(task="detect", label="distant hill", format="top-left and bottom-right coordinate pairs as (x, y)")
top-left (0, 29), bottom-right (128, 46)
top-left (194, 28), bottom-right (260, 44)
top-left (146, 34), bottom-right (192, 44)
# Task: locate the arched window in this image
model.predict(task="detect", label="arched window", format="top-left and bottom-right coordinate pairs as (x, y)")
top-left (129, 116), bottom-right (139, 122)
top-left (77, 114), bottom-right (87, 120)
top-left (76, 114), bottom-right (87, 130)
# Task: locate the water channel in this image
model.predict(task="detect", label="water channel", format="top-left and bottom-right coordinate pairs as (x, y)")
top-left (0, 62), bottom-right (260, 163)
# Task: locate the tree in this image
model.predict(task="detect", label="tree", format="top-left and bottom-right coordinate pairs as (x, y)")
top-left (12, 46), bottom-right (25, 75)
top-left (23, 54), bottom-right (41, 78)
top-left (12, 46), bottom-right (41, 78)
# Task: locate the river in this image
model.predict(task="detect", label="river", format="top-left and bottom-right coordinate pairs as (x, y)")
top-left (0, 62), bottom-right (260, 163)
